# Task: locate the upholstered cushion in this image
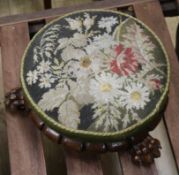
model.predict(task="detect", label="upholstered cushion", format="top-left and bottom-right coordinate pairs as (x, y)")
top-left (21, 10), bottom-right (170, 142)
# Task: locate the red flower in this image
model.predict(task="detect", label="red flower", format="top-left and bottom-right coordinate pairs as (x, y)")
top-left (149, 79), bottom-right (161, 90)
top-left (115, 44), bottom-right (124, 56)
top-left (110, 44), bottom-right (138, 76)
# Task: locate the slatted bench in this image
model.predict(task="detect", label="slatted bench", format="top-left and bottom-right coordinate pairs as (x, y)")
top-left (0, 0), bottom-right (179, 175)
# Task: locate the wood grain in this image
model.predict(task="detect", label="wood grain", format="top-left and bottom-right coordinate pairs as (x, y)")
top-left (0, 23), bottom-right (47, 175)
top-left (120, 152), bottom-right (158, 175)
top-left (45, 16), bottom-right (58, 23)
top-left (151, 120), bottom-right (178, 175)
top-left (0, 0), bottom-right (154, 26)
top-left (0, 0), bottom-right (10, 17)
top-left (134, 0), bottom-right (179, 170)
top-left (65, 150), bottom-right (103, 175)
top-left (42, 136), bottom-right (67, 175)
top-left (8, 0), bottom-right (43, 15)
top-left (0, 46), bottom-right (10, 175)
top-left (100, 152), bottom-right (122, 175)
top-left (53, 0), bottom-right (92, 8)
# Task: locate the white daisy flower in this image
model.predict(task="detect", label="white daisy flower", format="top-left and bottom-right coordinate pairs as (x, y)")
top-left (39, 74), bottom-right (55, 88)
top-left (58, 100), bottom-right (80, 129)
top-left (89, 73), bottom-right (121, 103)
top-left (26, 70), bottom-right (38, 85)
top-left (37, 60), bottom-right (51, 73)
top-left (120, 82), bottom-right (150, 110)
top-left (71, 54), bottom-right (103, 79)
top-left (98, 16), bottom-right (118, 33)
top-left (83, 13), bottom-right (96, 30)
top-left (65, 17), bottom-right (82, 32)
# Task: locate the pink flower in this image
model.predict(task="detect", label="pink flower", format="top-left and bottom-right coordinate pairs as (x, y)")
top-left (149, 79), bottom-right (161, 90)
top-left (110, 44), bottom-right (138, 76)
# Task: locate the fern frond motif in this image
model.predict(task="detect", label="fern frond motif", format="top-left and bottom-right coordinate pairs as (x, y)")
top-left (122, 23), bottom-right (155, 64)
top-left (40, 24), bottom-right (61, 59)
top-left (91, 102), bottom-right (122, 131)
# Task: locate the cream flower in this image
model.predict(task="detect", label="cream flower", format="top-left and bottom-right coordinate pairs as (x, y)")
top-left (120, 83), bottom-right (150, 110)
top-left (71, 33), bottom-right (88, 47)
top-left (39, 74), bottom-right (55, 88)
top-left (92, 33), bottom-right (117, 50)
top-left (71, 54), bottom-right (103, 79)
top-left (98, 16), bottom-right (118, 33)
top-left (89, 73), bottom-right (121, 103)
top-left (65, 17), bottom-right (82, 31)
top-left (26, 70), bottom-right (38, 85)
top-left (61, 46), bottom-right (86, 61)
top-left (37, 60), bottom-right (51, 73)
top-left (83, 13), bottom-right (96, 30)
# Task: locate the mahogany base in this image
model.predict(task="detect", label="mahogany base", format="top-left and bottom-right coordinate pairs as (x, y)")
top-left (5, 88), bottom-right (162, 165)
top-left (130, 135), bottom-right (161, 165)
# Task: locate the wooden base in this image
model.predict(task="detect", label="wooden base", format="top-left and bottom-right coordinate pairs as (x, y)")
top-left (130, 135), bottom-right (161, 165)
top-left (5, 88), bottom-right (162, 165)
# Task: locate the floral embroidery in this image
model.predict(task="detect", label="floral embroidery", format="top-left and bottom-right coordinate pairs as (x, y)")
top-left (26, 70), bottom-right (38, 85)
top-left (37, 60), bottom-right (51, 73)
top-left (98, 16), bottom-right (118, 32)
top-left (89, 73), bottom-right (121, 103)
top-left (120, 82), bottom-right (150, 110)
top-left (39, 74), bottom-right (55, 88)
top-left (83, 13), bottom-right (96, 31)
top-left (58, 100), bottom-right (80, 129)
top-left (110, 44), bottom-right (138, 76)
top-left (24, 11), bottom-right (167, 132)
top-left (66, 17), bottom-right (82, 31)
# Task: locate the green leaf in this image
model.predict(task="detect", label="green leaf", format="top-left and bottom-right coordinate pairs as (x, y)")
top-left (112, 18), bottom-right (135, 42)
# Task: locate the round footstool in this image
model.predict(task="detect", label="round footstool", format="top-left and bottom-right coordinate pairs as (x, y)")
top-left (19, 10), bottom-right (170, 164)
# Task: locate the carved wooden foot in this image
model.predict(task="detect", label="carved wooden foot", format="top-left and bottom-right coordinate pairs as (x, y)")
top-left (130, 135), bottom-right (161, 165)
top-left (5, 87), bottom-right (31, 113)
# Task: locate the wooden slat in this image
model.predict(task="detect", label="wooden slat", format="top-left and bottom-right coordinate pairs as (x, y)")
top-left (0, 0), bottom-right (10, 18)
top-left (100, 152), bottom-right (122, 175)
top-left (120, 152), bottom-right (158, 175)
top-left (0, 0), bottom-right (154, 26)
top-left (45, 17), bottom-right (57, 24)
top-left (0, 23), bottom-right (47, 175)
top-left (65, 150), bottom-right (103, 175)
top-left (8, 0), bottom-right (44, 15)
top-left (42, 136), bottom-right (67, 175)
top-left (134, 0), bottom-right (179, 170)
top-left (52, 0), bottom-right (92, 8)
top-left (0, 46), bottom-right (10, 175)
top-left (151, 120), bottom-right (178, 175)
